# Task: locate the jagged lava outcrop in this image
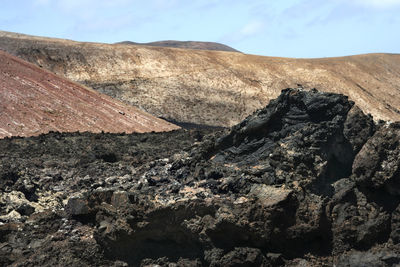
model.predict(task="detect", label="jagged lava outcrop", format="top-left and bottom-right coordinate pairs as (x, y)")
top-left (0, 50), bottom-right (179, 138)
top-left (1, 89), bottom-right (399, 266)
top-left (1, 30), bottom-right (400, 126)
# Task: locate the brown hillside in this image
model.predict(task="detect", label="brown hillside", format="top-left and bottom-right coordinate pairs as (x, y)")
top-left (1, 30), bottom-right (399, 126)
top-left (0, 50), bottom-right (179, 138)
top-left (116, 40), bottom-right (240, 52)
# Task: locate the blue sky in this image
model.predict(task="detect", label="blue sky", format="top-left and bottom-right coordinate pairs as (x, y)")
top-left (1, 0), bottom-right (399, 58)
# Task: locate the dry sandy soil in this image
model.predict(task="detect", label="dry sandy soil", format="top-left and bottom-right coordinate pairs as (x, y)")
top-left (1, 30), bottom-right (399, 126)
top-left (0, 50), bottom-right (179, 138)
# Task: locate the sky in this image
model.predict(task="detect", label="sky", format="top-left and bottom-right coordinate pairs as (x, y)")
top-left (0, 0), bottom-right (399, 58)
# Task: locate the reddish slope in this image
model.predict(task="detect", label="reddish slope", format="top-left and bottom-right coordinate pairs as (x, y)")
top-left (0, 50), bottom-right (179, 138)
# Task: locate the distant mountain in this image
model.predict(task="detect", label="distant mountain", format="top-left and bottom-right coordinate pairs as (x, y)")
top-left (1, 30), bottom-right (400, 127)
top-left (115, 40), bottom-right (240, 52)
top-left (0, 50), bottom-right (179, 138)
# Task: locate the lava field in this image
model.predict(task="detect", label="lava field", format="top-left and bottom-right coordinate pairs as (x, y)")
top-left (1, 88), bottom-right (399, 266)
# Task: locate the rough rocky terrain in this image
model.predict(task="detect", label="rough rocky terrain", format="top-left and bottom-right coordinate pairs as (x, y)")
top-left (1, 30), bottom-right (400, 126)
top-left (0, 50), bottom-right (179, 138)
top-left (1, 88), bottom-right (399, 266)
top-left (115, 40), bottom-right (240, 52)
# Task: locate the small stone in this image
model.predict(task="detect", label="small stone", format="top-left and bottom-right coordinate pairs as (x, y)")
top-left (111, 191), bottom-right (130, 209)
top-left (249, 184), bottom-right (292, 207)
top-left (105, 177), bottom-right (117, 184)
top-left (66, 195), bottom-right (90, 216)
top-left (0, 210), bottom-right (22, 222)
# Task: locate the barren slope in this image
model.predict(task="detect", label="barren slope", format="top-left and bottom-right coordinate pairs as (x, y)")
top-left (0, 50), bottom-right (179, 138)
top-left (1, 30), bottom-right (399, 126)
top-left (116, 40), bottom-right (240, 52)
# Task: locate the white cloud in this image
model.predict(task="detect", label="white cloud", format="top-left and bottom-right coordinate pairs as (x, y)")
top-left (32, 0), bottom-right (135, 36)
top-left (79, 15), bottom-right (135, 32)
top-left (239, 21), bottom-right (265, 36)
top-left (221, 20), bottom-right (266, 44)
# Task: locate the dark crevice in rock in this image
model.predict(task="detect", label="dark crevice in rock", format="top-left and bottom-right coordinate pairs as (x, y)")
top-left (96, 152), bottom-right (118, 163)
top-left (313, 128), bottom-right (355, 197)
top-left (101, 229), bottom-right (205, 266)
top-left (0, 171), bottom-right (19, 188)
top-left (358, 187), bottom-right (400, 214)
top-left (96, 203), bottom-right (217, 266)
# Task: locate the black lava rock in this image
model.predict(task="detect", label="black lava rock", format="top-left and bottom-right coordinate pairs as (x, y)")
top-left (1, 88), bottom-right (399, 266)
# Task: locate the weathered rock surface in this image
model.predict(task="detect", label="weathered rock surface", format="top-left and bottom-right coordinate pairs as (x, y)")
top-left (1, 30), bottom-right (400, 126)
top-left (1, 89), bottom-right (399, 266)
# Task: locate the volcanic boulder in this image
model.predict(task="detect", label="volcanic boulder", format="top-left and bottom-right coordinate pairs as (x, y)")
top-left (86, 88), bottom-right (399, 265)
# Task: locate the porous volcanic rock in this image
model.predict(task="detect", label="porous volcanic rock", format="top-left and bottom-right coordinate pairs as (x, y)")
top-left (1, 89), bottom-right (399, 266)
top-left (0, 129), bottom-right (211, 266)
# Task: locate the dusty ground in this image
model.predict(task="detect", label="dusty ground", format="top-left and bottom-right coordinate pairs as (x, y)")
top-left (1, 30), bottom-right (399, 126)
top-left (0, 50), bottom-right (179, 138)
